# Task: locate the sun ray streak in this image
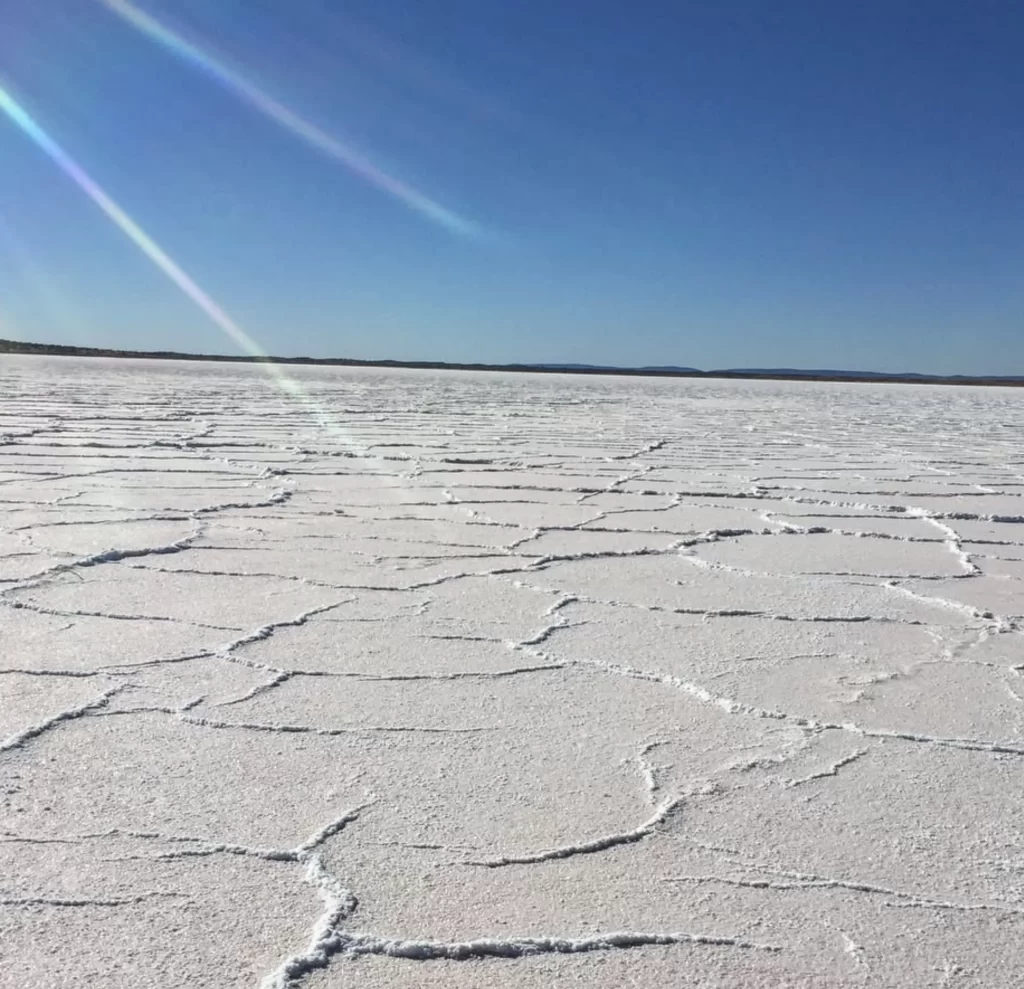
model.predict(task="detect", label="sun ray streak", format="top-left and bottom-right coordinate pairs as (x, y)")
top-left (97, 0), bottom-right (480, 238)
top-left (0, 81), bottom-right (325, 430)
top-left (0, 83), bottom-right (410, 474)
top-left (0, 84), bottom-right (267, 359)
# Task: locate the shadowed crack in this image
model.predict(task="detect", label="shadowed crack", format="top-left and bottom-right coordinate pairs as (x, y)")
top-left (463, 794), bottom-right (685, 868)
top-left (0, 891), bottom-right (189, 908)
top-left (0, 685), bottom-right (123, 753)
top-left (664, 865), bottom-right (1024, 917)
top-left (785, 748), bottom-right (870, 787)
top-left (179, 713), bottom-right (495, 736)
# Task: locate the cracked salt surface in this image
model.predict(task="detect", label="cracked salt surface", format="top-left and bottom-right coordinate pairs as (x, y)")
top-left (2, 356), bottom-right (1024, 987)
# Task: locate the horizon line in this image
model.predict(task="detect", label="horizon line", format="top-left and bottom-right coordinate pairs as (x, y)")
top-left (1, 337), bottom-right (1021, 387)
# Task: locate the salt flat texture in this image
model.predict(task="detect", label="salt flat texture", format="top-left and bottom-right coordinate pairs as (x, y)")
top-left (2, 355), bottom-right (1023, 988)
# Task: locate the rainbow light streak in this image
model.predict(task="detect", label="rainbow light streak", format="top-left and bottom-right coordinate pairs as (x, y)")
top-left (0, 84), bottom-right (425, 506)
top-left (99, 0), bottom-right (480, 238)
top-left (0, 85), bottom-right (416, 478)
top-left (0, 84), bottom-right (268, 362)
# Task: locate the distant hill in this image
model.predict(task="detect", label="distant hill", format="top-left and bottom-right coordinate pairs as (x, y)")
top-left (721, 367), bottom-right (900, 379)
top-left (717, 367), bottom-right (1024, 382)
top-left (530, 362), bottom-right (702, 374)
top-left (531, 363), bottom-right (632, 371)
top-left (719, 367), bottom-right (1024, 381)
top-left (1, 338), bottom-right (1020, 386)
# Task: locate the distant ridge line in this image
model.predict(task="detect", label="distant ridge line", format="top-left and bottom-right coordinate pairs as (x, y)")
top-left (1, 339), bottom-right (1021, 387)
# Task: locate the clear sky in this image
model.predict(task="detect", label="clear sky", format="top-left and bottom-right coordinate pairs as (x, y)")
top-left (1, 0), bottom-right (1021, 373)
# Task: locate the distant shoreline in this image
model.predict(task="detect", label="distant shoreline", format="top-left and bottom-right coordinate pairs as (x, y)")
top-left (2, 337), bottom-right (1021, 387)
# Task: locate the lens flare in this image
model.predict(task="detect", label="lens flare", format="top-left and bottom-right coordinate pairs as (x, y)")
top-left (0, 83), bottom-right (424, 492)
top-left (0, 84), bottom-right (268, 361)
top-left (98, 0), bottom-right (480, 239)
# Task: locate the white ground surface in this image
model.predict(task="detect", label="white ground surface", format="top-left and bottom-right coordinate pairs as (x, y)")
top-left (2, 355), bottom-right (1023, 988)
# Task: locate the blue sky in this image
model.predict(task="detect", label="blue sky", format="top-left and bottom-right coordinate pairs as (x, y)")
top-left (1, 0), bottom-right (1021, 373)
